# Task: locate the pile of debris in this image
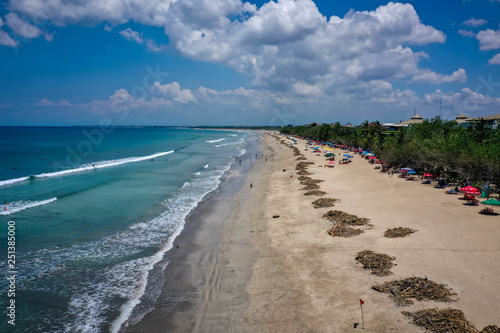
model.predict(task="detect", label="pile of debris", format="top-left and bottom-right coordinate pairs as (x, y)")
top-left (301, 179), bottom-right (324, 185)
top-left (355, 250), bottom-right (396, 276)
top-left (372, 277), bottom-right (457, 307)
top-left (296, 156), bottom-right (307, 160)
top-left (384, 227), bottom-right (417, 238)
top-left (291, 147), bottom-right (302, 156)
top-left (296, 161), bottom-right (314, 170)
top-left (328, 224), bottom-right (364, 237)
top-left (402, 308), bottom-right (480, 333)
top-left (304, 190), bottom-right (326, 196)
top-left (297, 170), bottom-right (312, 175)
top-left (300, 184), bottom-right (320, 190)
top-left (324, 210), bottom-right (370, 237)
top-left (481, 325), bottom-right (500, 333)
top-left (312, 198), bottom-right (338, 208)
top-left (298, 176), bottom-right (312, 181)
top-left (322, 210), bottom-right (369, 226)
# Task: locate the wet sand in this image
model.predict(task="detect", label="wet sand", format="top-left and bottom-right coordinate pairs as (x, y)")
top-left (125, 133), bottom-right (499, 332)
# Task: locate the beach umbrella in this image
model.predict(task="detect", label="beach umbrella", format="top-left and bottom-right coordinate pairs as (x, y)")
top-left (407, 170), bottom-right (417, 174)
top-left (343, 153), bottom-right (351, 156)
top-left (375, 160), bottom-right (382, 164)
top-left (423, 173), bottom-right (433, 178)
top-left (481, 199), bottom-right (500, 206)
top-left (328, 161), bottom-right (335, 164)
top-left (460, 185), bottom-right (479, 193)
top-left (368, 156), bottom-right (376, 159)
top-left (401, 167), bottom-right (412, 171)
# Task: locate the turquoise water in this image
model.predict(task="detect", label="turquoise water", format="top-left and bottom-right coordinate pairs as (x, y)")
top-left (0, 127), bottom-right (251, 332)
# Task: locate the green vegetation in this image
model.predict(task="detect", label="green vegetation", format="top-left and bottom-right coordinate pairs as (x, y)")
top-left (281, 117), bottom-right (500, 186)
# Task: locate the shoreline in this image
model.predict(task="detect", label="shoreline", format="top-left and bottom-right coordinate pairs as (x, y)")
top-left (122, 131), bottom-right (264, 332)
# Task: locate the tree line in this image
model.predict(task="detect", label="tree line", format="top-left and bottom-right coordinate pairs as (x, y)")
top-left (281, 117), bottom-right (500, 187)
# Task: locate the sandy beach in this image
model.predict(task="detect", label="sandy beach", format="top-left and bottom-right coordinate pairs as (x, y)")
top-left (125, 132), bottom-right (499, 332)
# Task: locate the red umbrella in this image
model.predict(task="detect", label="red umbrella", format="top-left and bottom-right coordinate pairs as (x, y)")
top-left (375, 160), bottom-right (382, 164)
top-left (368, 156), bottom-right (376, 159)
top-left (460, 185), bottom-right (479, 193)
top-left (423, 173), bottom-right (433, 177)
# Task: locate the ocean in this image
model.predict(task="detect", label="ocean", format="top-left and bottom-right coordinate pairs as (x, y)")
top-left (0, 126), bottom-right (257, 332)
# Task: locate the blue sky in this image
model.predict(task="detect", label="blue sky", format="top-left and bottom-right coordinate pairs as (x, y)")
top-left (1, 0), bottom-right (500, 126)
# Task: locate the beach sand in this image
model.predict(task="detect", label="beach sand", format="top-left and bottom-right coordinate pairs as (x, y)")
top-left (125, 133), bottom-right (499, 332)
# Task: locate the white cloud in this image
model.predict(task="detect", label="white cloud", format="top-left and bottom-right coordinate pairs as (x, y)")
top-left (152, 82), bottom-right (197, 103)
top-left (6, 1), bottom-right (451, 94)
top-left (5, 13), bottom-right (42, 38)
top-left (463, 18), bottom-right (487, 27)
top-left (424, 88), bottom-right (500, 113)
top-left (36, 98), bottom-right (55, 106)
top-left (119, 27), bottom-right (164, 52)
top-left (0, 17), bottom-right (18, 47)
top-left (119, 28), bottom-right (143, 43)
top-left (458, 29), bottom-right (476, 37)
top-left (477, 28), bottom-right (500, 50)
top-left (489, 53), bottom-right (500, 64)
top-left (410, 68), bottom-right (467, 84)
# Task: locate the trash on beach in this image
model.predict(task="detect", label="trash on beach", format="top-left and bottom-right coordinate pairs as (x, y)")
top-left (312, 198), bottom-right (338, 208)
top-left (328, 224), bottom-right (364, 237)
top-left (322, 210), bottom-right (369, 226)
top-left (301, 179), bottom-right (324, 185)
top-left (384, 227), bottom-right (417, 238)
top-left (304, 190), bottom-right (326, 196)
top-left (296, 161), bottom-right (315, 170)
top-left (372, 277), bottom-right (457, 307)
top-left (297, 170), bottom-right (313, 175)
top-left (300, 184), bottom-right (321, 190)
top-left (355, 250), bottom-right (395, 276)
top-left (273, 215), bottom-right (280, 218)
top-left (481, 325), bottom-right (500, 333)
top-left (402, 308), bottom-right (481, 333)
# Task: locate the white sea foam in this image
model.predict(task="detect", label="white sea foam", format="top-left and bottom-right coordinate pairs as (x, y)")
top-left (203, 163), bottom-right (209, 169)
top-left (0, 151), bottom-right (174, 187)
top-left (20, 162), bottom-right (234, 332)
top-left (194, 172), bottom-right (201, 176)
top-left (0, 176), bottom-right (30, 187)
top-left (205, 138), bottom-right (225, 143)
top-left (0, 197), bottom-right (57, 215)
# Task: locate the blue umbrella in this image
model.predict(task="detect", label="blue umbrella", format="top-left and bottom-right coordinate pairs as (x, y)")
top-left (407, 170), bottom-right (417, 174)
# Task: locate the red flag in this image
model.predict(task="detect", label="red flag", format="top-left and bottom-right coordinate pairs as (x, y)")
top-left (359, 299), bottom-right (364, 305)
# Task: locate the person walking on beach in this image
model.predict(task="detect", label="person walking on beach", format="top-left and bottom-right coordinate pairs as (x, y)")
top-left (250, 183), bottom-right (253, 189)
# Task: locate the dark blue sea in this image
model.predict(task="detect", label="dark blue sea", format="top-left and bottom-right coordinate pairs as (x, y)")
top-left (0, 126), bottom-right (253, 332)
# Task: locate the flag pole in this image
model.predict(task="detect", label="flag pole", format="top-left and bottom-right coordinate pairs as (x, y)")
top-left (359, 299), bottom-right (365, 329)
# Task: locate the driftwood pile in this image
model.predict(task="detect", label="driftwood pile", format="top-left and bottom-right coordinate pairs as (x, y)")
top-left (372, 277), bottom-right (457, 307)
top-left (312, 198), bottom-right (338, 208)
top-left (296, 161), bottom-right (314, 170)
top-left (328, 224), bottom-right (364, 237)
top-left (384, 227), bottom-right (417, 238)
top-left (297, 170), bottom-right (312, 175)
top-left (304, 190), bottom-right (326, 196)
top-left (324, 210), bottom-right (370, 237)
top-left (403, 308), bottom-right (478, 333)
top-left (290, 146), bottom-right (302, 156)
top-left (481, 325), bottom-right (500, 333)
top-left (355, 250), bottom-right (395, 276)
top-left (296, 156), bottom-right (307, 160)
top-left (298, 176), bottom-right (312, 181)
top-left (300, 184), bottom-right (320, 190)
top-left (323, 210), bottom-right (369, 226)
top-left (301, 179), bottom-right (324, 185)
